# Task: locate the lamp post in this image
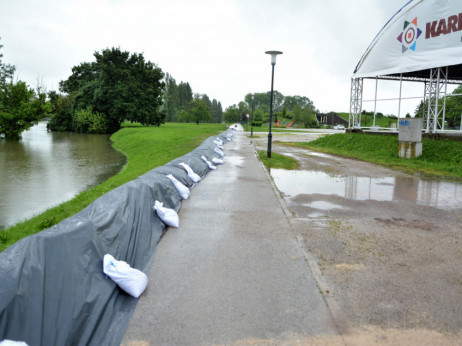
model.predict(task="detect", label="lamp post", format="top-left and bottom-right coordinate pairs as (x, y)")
top-left (250, 93), bottom-right (254, 137)
top-left (265, 50), bottom-right (283, 158)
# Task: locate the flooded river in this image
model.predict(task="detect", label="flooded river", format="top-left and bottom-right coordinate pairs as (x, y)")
top-left (0, 121), bottom-right (126, 229)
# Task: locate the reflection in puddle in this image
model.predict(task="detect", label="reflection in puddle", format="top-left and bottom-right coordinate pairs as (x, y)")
top-left (305, 201), bottom-right (345, 210)
top-left (271, 169), bottom-right (462, 210)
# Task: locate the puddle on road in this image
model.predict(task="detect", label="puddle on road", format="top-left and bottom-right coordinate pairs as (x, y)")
top-left (271, 169), bottom-right (462, 210)
top-left (304, 201), bottom-right (345, 210)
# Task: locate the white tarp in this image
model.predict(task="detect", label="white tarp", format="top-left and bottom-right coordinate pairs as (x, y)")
top-left (353, 0), bottom-right (462, 78)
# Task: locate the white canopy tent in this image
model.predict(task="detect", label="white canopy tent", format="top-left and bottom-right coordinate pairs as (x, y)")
top-left (350, 0), bottom-right (462, 132)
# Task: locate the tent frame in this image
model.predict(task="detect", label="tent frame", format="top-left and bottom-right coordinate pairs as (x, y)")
top-left (349, 66), bottom-right (462, 133)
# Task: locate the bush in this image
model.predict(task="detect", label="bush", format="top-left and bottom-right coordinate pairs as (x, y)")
top-left (251, 121), bottom-right (262, 127)
top-left (73, 107), bottom-right (109, 134)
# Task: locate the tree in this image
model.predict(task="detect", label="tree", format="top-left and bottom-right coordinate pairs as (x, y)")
top-left (178, 82), bottom-right (193, 111)
top-left (223, 104), bottom-right (240, 123)
top-left (301, 108), bottom-right (317, 128)
top-left (217, 101), bottom-right (223, 123)
top-left (201, 94), bottom-right (212, 119)
top-left (187, 98), bottom-right (210, 124)
top-left (59, 48), bottom-right (166, 133)
top-left (0, 81), bottom-right (50, 140)
top-left (293, 104), bottom-right (302, 123)
top-left (47, 93), bottom-right (74, 131)
top-left (211, 99), bottom-right (223, 123)
top-left (253, 108), bottom-right (264, 122)
top-left (443, 85), bottom-right (462, 128)
top-left (164, 73), bottom-right (179, 122)
top-left (0, 38), bottom-right (15, 86)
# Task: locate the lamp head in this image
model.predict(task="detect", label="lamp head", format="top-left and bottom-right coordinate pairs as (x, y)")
top-left (265, 50), bottom-right (283, 65)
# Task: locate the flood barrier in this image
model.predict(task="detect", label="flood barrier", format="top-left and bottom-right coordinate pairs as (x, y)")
top-left (0, 129), bottom-right (234, 346)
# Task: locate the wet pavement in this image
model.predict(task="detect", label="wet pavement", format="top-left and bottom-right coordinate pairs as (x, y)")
top-left (122, 129), bottom-right (462, 345)
top-left (252, 131), bottom-right (462, 344)
top-left (121, 126), bottom-right (338, 345)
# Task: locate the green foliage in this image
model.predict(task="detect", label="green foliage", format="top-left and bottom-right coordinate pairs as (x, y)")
top-left (253, 108), bottom-right (264, 122)
top-left (251, 121), bottom-right (262, 127)
top-left (293, 133), bottom-right (462, 177)
top-left (301, 107), bottom-right (318, 128)
top-left (163, 73), bottom-right (195, 123)
top-left (73, 107), bottom-right (109, 133)
top-left (211, 99), bottom-right (223, 123)
top-left (58, 47), bottom-right (166, 133)
top-left (0, 123), bottom-right (226, 251)
top-left (223, 104), bottom-right (240, 123)
top-left (0, 38), bottom-right (15, 86)
top-left (187, 98), bottom-right (211, 124)
top-left (244, 92), bottom-right (316, 116)
top-left (0, 81), bottom-right (50, 140)
top-left (258, 151), bottom-right (299, 170)
top-left (47, 94), bottom-right (74, 131)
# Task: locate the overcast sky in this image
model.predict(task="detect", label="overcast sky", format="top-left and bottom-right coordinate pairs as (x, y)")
top-left (1, 0), bottom-right (421, 115)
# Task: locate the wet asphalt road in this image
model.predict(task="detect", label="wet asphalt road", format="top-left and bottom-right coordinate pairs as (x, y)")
top-left (122, 127), bottom-right (338, 345)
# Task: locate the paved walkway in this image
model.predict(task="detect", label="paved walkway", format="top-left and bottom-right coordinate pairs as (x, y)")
top-left (122, 126), bottom-right (336, 345)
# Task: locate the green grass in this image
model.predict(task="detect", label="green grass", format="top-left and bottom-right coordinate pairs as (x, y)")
top-left (258, 151), bottom-right (299, 170)
top-left (337, 112), bottom-right (397, 128)
top-left (285, 133), bottom-right (462, 178)
top-left (0, 123), bottom-right (226, 252)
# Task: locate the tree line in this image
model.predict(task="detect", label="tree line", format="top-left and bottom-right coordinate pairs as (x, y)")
top-left (223, 91), bottom-right (319, 128)
top-left (163, 74), bottom-right (223, 124)
top-left (0, 41), bottom-right (225, 140)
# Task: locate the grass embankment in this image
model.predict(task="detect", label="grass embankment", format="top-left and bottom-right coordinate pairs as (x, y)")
top-left (287, 133), bottom-right (462, 178)
top-left (258, 151), bottom-right (299, 170)
top-left (0, 123), bottom-right (226, 252)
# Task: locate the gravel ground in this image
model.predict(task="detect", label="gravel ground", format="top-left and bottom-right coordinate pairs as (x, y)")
top-left (251, 131), bottom-right (462, 345)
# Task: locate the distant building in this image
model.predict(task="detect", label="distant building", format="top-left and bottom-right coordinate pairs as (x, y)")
top-left (316, 112), bottom-right (348, 126)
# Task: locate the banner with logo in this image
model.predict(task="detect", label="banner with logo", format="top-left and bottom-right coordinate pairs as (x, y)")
top-left (353, 0), bottom-right (462, 78)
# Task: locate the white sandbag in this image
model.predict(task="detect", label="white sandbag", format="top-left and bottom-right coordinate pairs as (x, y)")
top-left (166, 174), bottom-right (190, 199)
top-left (214, 147), bottom-right (224, 157)
top-left (153, 200), bottom-right (179, 228)
top-left (103, 254), bottom-right (148, 299)
top-left (179, 162), bottom-right (201, 183)
top-left (0, 341), bottom-right (28, 346)
top-left (214, 140), bottom-right (224, 150)
top-left (201, 155), bottom-right (216, 170)
top-left (212, 157), bottom-right (224, 165)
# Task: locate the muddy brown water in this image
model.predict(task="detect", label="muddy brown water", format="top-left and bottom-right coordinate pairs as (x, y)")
top-left (0, 121), bottom-right (126, 230)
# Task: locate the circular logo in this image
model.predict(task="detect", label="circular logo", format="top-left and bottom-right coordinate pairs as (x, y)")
top-left (397, 17), bottom-right (422, 53)
top-left (405, 27), bottom-right (415, 44)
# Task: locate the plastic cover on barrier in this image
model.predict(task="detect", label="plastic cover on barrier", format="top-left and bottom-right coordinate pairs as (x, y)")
top-left (0, 129), bottom-right (234, 346)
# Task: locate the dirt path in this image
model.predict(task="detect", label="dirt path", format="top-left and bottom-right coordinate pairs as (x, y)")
top-left (252, 132), bottom-right (462, 345)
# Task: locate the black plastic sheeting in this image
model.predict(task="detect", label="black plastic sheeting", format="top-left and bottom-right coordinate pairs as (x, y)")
top-left (0, 129), bottom-right (234, 346)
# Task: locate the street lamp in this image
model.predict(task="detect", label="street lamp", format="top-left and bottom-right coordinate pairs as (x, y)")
top-left (265, 50), bottom-right (283, 158)
top-left (250, 93), bottom-right (254, 137)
